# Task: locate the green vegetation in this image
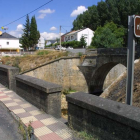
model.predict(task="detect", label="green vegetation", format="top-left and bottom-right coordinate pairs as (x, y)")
top-left (30, 16), bottom-right (40, 49)
top-left (80, 36), bottom-right (87, 48)
top-left (91, 22), bottom-right (125, 48)
top-left (36, 50), bottom-right (49, 55)
top-left (62, 88), bottom-right (77, 95)
top-left (72, 0), bottom-right (140, 47)
top-left (76, 131), bottom-right (99, 140)
top-left (21, 15), bottom-right (40, 50)
top-left (18, 120), bottom-right (33, 140)
top-left (78, 52), bottom-right (83, 57)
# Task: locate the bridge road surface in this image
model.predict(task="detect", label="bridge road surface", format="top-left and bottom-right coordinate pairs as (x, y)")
top-left (0, 101), bottom-right (22, 140)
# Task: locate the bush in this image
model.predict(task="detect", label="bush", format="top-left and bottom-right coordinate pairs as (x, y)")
top-left (49, 41), bottom-right (82, 48)
top-left (36, 50), bottom-right (49, 55)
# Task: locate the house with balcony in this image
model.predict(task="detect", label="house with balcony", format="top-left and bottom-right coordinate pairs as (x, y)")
top-left (64, 28), bottom-right (94, 46)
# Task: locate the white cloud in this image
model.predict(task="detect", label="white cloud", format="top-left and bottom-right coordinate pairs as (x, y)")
top-left (50, 26), bottom-right (57, 31)
top-left (38, 8), bottom-right (55, 19)
top-left (9, 24), bottom-right (23, 38)
top-left (39, 9), bottom-right (55, 14)
top-left (16, 24), bottom-right (23, 32)
top-left (41, 32), bottom-right (64, 40)
top-left (38, 14), bottom-right (46, 19)
top-left (70, 6), bottom-right (87, 17)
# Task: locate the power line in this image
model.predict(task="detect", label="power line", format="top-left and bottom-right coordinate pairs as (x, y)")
top-left (1, 0), bottom-right (53, 27)
top-left (61, 26), bottom-right (67, 33)
top-left (61, 26), bottom-right (73, 27)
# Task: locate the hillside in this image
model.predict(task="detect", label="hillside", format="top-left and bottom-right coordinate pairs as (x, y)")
top-left (0, 50), bottom-right (68, 73)
top-left (103, 59), bottom-right (140, 107)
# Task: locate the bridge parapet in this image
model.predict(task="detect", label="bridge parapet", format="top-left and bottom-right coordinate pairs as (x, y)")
top-left (97, 48), bottom-right (127, 55)
top-left (67, 92), bottom-right (140, 140)
top-left (16, 75), bottom-right (62, 118)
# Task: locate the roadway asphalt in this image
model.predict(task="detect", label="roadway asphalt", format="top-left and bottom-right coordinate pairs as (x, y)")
top-left (0, 101), bottom-right (22, 140)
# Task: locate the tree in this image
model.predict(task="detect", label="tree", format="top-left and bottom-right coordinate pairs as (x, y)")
top-left (80, 36), bottom-right (87, 48)
top-left (21, 15), bottom-right (40, 50)
top-left (91, 22), bottom-right (125, 48)
top-left (30, 16), bottom-right (40, 49)
top-left (21, 15), bottom-right (30, 50)
top-left (72, 0), bottom-right (140, 46)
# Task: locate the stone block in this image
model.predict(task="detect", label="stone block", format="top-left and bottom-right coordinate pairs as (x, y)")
top-left (16, 75), bottom-right (62, 118)
top-left (0, 64), bottom-right (19, 91)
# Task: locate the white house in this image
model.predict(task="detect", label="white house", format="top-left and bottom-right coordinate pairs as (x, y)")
top-left (0, 32), bottom-right (22, 52)
top-left (64, 28), bottom-right (94, 46)
top-left (36, 36), bottom-right (45, 49)
top-left (46, 40), bottom-right (57, 46)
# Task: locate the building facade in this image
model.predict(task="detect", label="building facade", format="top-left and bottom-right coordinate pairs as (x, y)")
top-left (64, 28), bottom-right (94, 46)
top-left (36, 36), bottom-right (45, 49)
top-left (0, 32), bottom-right (22, 52)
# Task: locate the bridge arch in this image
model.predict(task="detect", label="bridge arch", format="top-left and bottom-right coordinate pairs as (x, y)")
top-left (88, 62), bottom-right (126, 96)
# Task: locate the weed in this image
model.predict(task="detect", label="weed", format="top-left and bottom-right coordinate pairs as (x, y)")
top-left (5, 61), bottom-right (11, 65)
top-left (77, 131), bottom-right (98, 140)
top-left (12, 57), bottom-right (21, 72)
top-left (78, 52), bottom-right (83, 57)
top-left (18, 119), bottom-right (33, 140)
top-left (63, 89), bottom-right (69, 95)
top-left (36, 50), bottom-right (49, 55)
top-left (62, 88), bottom-right (76, 95)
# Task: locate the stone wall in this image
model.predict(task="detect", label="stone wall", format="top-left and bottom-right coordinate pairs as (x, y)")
top-left (0, 64), bottom-right (19, 91)
top-left (22, 57), bottom-right (126, 93)
top-left (23, 57), bottom-right (89, 92)
top-left (16, 75), bottom-right (62, 118)
top-left (67, 92), bottom-right (140, 140)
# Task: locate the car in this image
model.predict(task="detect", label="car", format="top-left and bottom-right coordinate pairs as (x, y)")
top-left (61, 47), bottom-right (66, 51)
top-left (68, 46), bottom-right (73, 49)
top-left (55, 46), bottom-right (60, 50)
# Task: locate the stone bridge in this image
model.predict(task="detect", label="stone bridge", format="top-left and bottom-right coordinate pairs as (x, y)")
top-left (79, 47), bottom-right (140, 96)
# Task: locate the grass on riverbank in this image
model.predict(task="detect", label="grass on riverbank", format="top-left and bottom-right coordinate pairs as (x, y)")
top-left (1, 50), bottom-right (69, 72)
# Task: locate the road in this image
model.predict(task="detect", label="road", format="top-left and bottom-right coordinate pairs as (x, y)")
top-left (0, 102), bottom-right (22, 140)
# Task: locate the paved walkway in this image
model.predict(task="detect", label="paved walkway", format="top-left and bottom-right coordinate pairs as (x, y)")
top-left (0, 101), bottom-right (22, 140)
top-left (0, 84), bottom-right (73, 140)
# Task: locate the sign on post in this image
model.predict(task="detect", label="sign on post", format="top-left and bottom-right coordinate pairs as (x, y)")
top-left (126, 15), bottom-right (140, 105)
top-left (134, 16), bottom-right (140, 37)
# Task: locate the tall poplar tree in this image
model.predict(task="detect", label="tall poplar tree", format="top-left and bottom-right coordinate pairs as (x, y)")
top-left (30, 16), bottom-right (40, 49)
top-left (21, 14), bottom-right (30, 50)
top-left (21, 15), bottom-right (40, 50)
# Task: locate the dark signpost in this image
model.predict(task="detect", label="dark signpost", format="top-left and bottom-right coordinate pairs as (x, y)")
top-left (126, 15), bottom-right (140, 105)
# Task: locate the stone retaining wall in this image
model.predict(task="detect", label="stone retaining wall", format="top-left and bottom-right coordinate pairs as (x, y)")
top-left (67, 92), bottom-right (140, 140)
top-left (16, 75), bottom-right (62, 118)
top-left (22, 57), bottom-right (89, 92)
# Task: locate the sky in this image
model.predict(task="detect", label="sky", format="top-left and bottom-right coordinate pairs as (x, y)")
top-left (0, 0), bottom-right (101, 40)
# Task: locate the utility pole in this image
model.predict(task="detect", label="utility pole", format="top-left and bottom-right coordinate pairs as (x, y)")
top-left (60, 25), bottom-right (61, 51)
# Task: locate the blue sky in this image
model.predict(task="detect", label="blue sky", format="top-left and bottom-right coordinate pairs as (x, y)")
top-left (0, 0), bottom-right (101, 40)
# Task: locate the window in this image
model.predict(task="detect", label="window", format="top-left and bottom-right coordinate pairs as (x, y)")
top-left (7, 42), bottom-right (9, 45)
top-left (71, 36), bottom-right (74, 40)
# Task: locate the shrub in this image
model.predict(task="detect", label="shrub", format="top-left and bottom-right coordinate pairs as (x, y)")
top-left (36, 50), bottom-right (49, 55)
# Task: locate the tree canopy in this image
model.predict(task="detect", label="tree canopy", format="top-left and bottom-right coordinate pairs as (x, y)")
top-left (72, 0), bottom-right (140, 47)
top-left (72, 0), bottom-right (140, 31)
top-left (91, 22), bottom-right (125, 48)
top-left (21, 15), bottom-right (40, 50)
